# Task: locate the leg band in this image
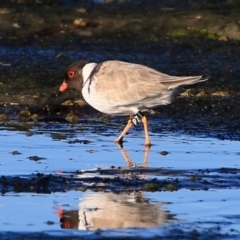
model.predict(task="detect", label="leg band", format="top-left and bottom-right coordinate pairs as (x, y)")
top-left (132, 111), bottom-right (144, 126)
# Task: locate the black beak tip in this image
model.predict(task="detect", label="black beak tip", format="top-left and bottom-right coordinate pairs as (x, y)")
top-left (57, 91), bottom-right (63, 97)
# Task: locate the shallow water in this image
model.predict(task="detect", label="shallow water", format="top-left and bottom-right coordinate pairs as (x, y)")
top-left (1, 121), bottom-right (239, 173)
top-left (0, 120), bottom-right (239, 238)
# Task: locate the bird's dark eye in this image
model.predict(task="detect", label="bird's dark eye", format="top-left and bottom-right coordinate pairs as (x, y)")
top-left (67, 70), bottom-right (76, 79)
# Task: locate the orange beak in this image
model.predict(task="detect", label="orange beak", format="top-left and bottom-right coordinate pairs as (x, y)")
top-left (59, 81), bottom-right (68, 92)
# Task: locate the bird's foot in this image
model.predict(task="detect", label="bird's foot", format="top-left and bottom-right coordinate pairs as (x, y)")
top-left (114, 137), bottom-right (123, 148)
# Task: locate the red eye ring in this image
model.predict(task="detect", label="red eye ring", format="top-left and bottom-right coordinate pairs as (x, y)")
top-left (68, 70), bottom-right (75, 79)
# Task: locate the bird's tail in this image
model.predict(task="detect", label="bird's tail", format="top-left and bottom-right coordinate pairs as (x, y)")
top-left (165, 75), bottom-right (209, 89)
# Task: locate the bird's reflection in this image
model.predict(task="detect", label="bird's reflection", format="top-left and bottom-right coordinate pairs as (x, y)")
top-left (57, 144), bottom-right (175, 230)
top-left (58, 191), bottom-right (170, 230)
top-left (115, 142), bottom-right (151, 167)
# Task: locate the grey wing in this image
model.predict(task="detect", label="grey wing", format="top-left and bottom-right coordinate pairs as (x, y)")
top-left (94, 60), bottom-right (207, 105)
top-left (94, 61), bottom-right (169, 105)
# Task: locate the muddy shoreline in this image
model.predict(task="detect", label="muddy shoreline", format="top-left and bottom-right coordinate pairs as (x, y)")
top-left (0, 38), bottom-right (240, 141)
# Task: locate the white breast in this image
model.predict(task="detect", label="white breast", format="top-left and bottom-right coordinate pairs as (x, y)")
top-left (82, 63), bottom-right (112, 114)
top-left (82, 76), bottom-right (119, 114)
top-left (82, 62), bottom-right (97, 84)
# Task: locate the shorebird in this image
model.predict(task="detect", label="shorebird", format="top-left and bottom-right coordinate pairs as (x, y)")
top-left (58, 60), bottom-right (208, 146)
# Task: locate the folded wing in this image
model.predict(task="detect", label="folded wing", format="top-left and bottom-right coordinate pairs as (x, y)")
top-left (93, 60), bottom-right (207, 105)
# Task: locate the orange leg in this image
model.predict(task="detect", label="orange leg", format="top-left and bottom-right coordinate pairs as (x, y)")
top-left (115, 115), bottom-right (134, 144)
top-left (142, 116), bottom-right (151, 147)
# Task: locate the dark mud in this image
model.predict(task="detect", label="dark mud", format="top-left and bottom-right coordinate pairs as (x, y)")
top-left (1, 167), bottom-right (240, 194)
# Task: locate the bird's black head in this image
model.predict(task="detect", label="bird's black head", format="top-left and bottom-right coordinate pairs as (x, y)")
top-left (59, 60), bottom-right (89, 93)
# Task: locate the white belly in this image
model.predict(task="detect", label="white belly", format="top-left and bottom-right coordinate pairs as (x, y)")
top-left (82, 80), bottom-right (139, 115)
